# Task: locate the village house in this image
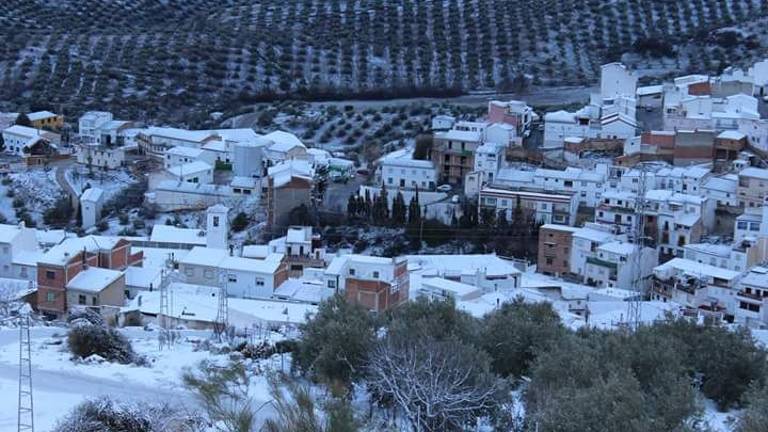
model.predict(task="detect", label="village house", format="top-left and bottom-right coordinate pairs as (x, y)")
top-left (0, 223), bottom-right (41, 282)
top-left (537, 225), bottom-right (579, 277)
top-left (487, 100), bottom-right (535, 137)
top-left (36, 236), bottom-right (142, 318)
top-left (582, 240), bottom-right (658, 289)
top-left (27, 111), bottom-right (63, 130)
top-left (323, 255), bottom-right (409, 312)
top-left (377, 148), bottom-right (437, 190)
top-left (80, 187), bottom-right (105, 230)
top-left (651, 257), bottom-right (741, 320)
top-left (569, 223), bottom-right (625, 281)
top-left (266, 160), bottom-right (314, 229)
top-left (737, 167), bottom-right (768, 209)
top-left (479, 186), bottom-right (579, 226)
top-left (266, 226), bottom-right (325, 277)
top-left (734, 267), bottom-right (768, 328)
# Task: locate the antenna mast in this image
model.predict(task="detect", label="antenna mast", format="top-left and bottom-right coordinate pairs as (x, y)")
top-left (214, 272), bottom-right (229, 340)
top-left (626, 164), bottom-right (647, 331)
top-left (18, 313), bottom-right (34, 432)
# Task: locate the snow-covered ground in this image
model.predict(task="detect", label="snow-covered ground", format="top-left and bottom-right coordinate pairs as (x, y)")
top-left (0, 326), bottom-right (286, 431)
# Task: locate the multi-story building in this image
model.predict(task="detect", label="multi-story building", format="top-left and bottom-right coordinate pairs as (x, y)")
top-left (323, 255), bottom-right (409, 312)
top-left (36, 236), bottom-right (142, 318)
top-left (735, 267), bottom-right (768, 327)
top-left (537, 225), bottom-right (579, 276)
top-left (487, 100), bottom-right (535, 137)
top-left (378, 148), bottom-right (437, 190)
top-left (737, 167), bottom-right (768, 209)
top-left (702, 174), bottom-right (739, 207)
top-left (652, 257), bottom-right (741, 318)
top-left (478, 186), bottom-right (579, 226)
top-left (569, 223), bottom-right (624, 279)
top-left (431, 129), bottom-right (482, 184)
top-left (0, 223), bottom-right (40, 281)
top-left (27, 111), bottom-right (63, 130)
top-left (496, 165), bottom-right (609, 208)
top-left (178, 247), bottom-right (289, 299)
top-left (266, 160), bottom-right (314, 229)
top-left (267, 226), bottom-right (325, 277)
top-left (583, 240), bottom-right (658, 289)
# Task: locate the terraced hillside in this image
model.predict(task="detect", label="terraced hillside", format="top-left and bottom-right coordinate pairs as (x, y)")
top-left (1, 0), bottom-right (767, 122)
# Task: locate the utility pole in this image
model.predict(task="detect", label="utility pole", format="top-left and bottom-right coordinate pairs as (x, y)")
top-left (18, 314), bottom-right (33, 432)
top-left (626, 164), bottom-right (647, 331)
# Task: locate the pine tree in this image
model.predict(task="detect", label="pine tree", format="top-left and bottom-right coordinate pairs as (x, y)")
top-left (347, 194), bottom-right (357, 219)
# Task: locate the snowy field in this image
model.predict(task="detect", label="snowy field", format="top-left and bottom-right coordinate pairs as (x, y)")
top-left (0, 326), bottom-right (286, 431)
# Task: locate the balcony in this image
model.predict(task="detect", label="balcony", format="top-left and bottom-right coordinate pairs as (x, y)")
top-left (737, 290), bottom-right (766, 302)
top-left (586, 256), bottom-right (618, 271)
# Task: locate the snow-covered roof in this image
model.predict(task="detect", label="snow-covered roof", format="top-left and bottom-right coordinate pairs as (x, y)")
top-left (740, 267), bottom-right (768, 289)
top-left (230, 176), bottom-right (257, 189)
top-left (286, 226), bottom-right (312, 244)
top-left (702, 175), bottom-right (737, 193)
top-left (685, 243), bottom-right (731, 257)
top-left (264, 130), bottom-right (306, 152)
top-left (434, 129), bottom-right (482, 142)
top-left (125, 282), bottom-right (317, 326)
top-left (167, 146), bottom-right (205, 158)
top-left (80, 187), bottom-right (104, 203)
top-left (150, 225), bottom-right (207, 246)
top-left (421, 277), bottom-right (481, 297)
top-left (166, 161), bottom-right (212, 177)
top-left (598, 241), bottom-right (636, 256)
top-left (39, 236), bottom-right (123, 266)
top-left (2, 125), bottom-right (40, 138)
top-left (572, 227), bottom-right (617, 243)
top-left (718, 130), bottom-right (746, 140)
top-left (220, 254), bottom-right (284, 274)
top-left (12, 250), bottom-right (44, 267)
top-left (378, 148), bottom-right (434, 169)
top-left (27, 111), bottom-right (58, 121)
top-left (146, 127), bottom-right (216, 143)
top-left (544, 110), bottom-right (576, 123)
top-left (66, 267), bottom-right (123, 293)
top-left (407, 254), bottom-right (520, 278)
top-left (211, 128), bottom-right (261, 143)
top-left (124, 266), bottom-right (162, 289)
top-left (242, 245), bottom-right (270, 259)
top-left (636, 85), bottom-right (664, 96)
top-left (654, 258), bottom-right (740, 281)
top-left (0, 224), bottom-right (25, 243)
top-left (739, 167), bottom-right (768, 180)
top-left (178, 246), bottom-right (229, 267)
top-left (273, 278), bottom-right (333, 304)
top-left (540, 224), bottom-right (579, 233)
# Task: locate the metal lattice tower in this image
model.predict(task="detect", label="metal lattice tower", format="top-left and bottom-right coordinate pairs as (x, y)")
top-left (626, 164), bottom-right (648, 331)
top-left (214, 273), bottom-right (229, 339)
top-left (18, 314), bottom-right (33, 432)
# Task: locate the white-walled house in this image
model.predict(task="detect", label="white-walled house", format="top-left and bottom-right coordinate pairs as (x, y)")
top-left (0, 223), bottom-right (40, 281)
top-left (178, 246), bottom-right (288, 299)
top-left (601, 63), bottom-right (638, 101)
top-left (76, 143), bottom-right (126, 170)
top-left (378, 148), bottom-right (437, 190)
top-left (652, 258), bottom-right (741, 317)
top-left (164, 161), bottom-right (214, 185)
top-left (495, 165), bottom-right (609, 208)
top-left (478, 186), bottom-right (579, 226)
top-left (735, 267), bottom-right (768, 327)
top-left (583, 240), bottom-right (658, 289)
top-left (569, 223), bottom-right (624, 280)
top-left (2, 125), bottom-right (46, 157)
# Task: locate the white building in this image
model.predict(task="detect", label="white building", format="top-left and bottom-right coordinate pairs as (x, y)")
top-left (569, 223), bottom-right (624, 279)
top-left (378, 148), bottom-right (437, 190)
top-left (2, 125), bottom-right (45, 156)
top-left (702, 174), bottom-right (739, 207)
top-left (206, 205), bottom-right (229, 250)
top-left (431, 115), bottom-right (456, 132)
top-left (478, 186), bottom-right (579, 225)
top-left (583, 240), bottom-right (658, 289)
top-left (76, 144), bottom-right (126, 170)
top-left (600, 63), bottom-right (638, 102)
top-left (419, 277), bottom-right (483, 301)
top-left (264, 130), bottom-right (307, 165)
top-left (80, 187), bottom-right (105, 230)
top-left (0, 223), bottom-right (40, 281)
top-left (165, 146), bottom-right (214, 168)
top-left (495, 165), bottom-right (609, 208)
top-left (164, 161), bottom-right (214, 185)
top-left (652, 257), bottom-right (741, 317)
top-left (472, 142), bottom-right (506, 183)
top-left (735, 267), bottom-right (768, 327)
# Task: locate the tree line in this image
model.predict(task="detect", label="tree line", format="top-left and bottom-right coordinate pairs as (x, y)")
top-left (291, 295), bottom-right (768, 432)
top-left (347, 188), bottom-right (541, 259)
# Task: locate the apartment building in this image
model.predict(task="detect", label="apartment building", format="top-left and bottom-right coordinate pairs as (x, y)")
top-left (583, 241), bottom-right (658, 289)
top-left (496, 165), bottom-right (609, 208)
top-left (569, 223), bottom-right (624, 279)
top-left (537, 225), bottom-right (579, 276)
top-left (652, 257), bottom-right (741, 318)
top-left (737, 167), bottom-right (768, 209)
top-left (479, 186), bottom-right (579, 226)
top-left (431, 129), bottom-right (482, 184)
top-left (487, 100), bottom-right (534, 137)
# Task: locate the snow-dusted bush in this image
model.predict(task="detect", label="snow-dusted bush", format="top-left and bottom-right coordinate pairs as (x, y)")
top-left (67, 320), bottom-right (145, 365)
top-left (53, 397), bottom-right (203, 432)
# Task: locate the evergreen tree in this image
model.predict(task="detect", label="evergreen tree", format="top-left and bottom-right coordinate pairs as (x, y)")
top-left (15, 112), bottom-right (32, 127)
top-left (392, 191), bottom-right (407, 225)
top-left (346, 194), bottom-right (357, 219)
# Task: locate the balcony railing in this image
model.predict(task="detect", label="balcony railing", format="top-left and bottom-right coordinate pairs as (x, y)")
top-left (586, 256), bottom-right (618, 271)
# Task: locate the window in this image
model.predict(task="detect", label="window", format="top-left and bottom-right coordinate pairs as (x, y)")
top-left (213, 216), bottom-right (220, 227)
top-left (78, 295), bottom-right (86, 305)
top-left (185, 267), bottom-right (194, 277)
top-left (328, 280), bottom-right (336, 289)
top-left (349, 268), bottom-right (356, 276)
top-left (228, 274), bottom-right (237, 283)
top-left (46, 292), bottom-right (55, 302)
top-left (373, 271), bottom-right (380, 279)
top-left (255, 278), bottom-right (265, 286)
top-left (92, 297), bottom-right (99, 306)
top-left (46, 271), bottom-right (55, 280)
top-left (204, 269), bottom-right (214, 279)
